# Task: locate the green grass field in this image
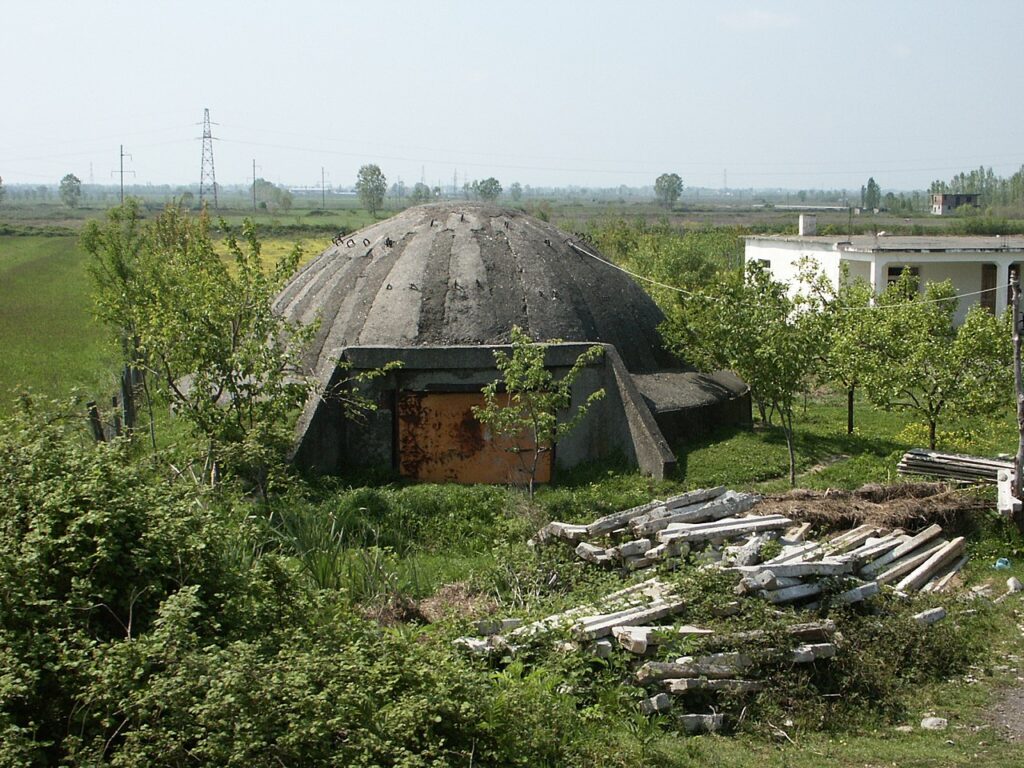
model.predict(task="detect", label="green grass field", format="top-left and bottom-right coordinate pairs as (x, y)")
top-left (0, 235), bottom-right (116, 405)
top-left (0, 232), bottom-right (330, 413)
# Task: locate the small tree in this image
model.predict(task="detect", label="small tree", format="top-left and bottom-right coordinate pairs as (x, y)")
top-left (676, 263), bottom-right (822, 485)
top-left (355, 164), bottom-right (387, 216)
top-left (409, 182), bottom-right (433, 204)
top-left (85, 203), bottom-right (316, 490)
top-left (509, 181), bottom-right (523, 202)
top-left (477, 177), bottom-right (502, 201)
top-left (856, 272), bottom-right (1012, 449)
top-left (60, 173), bottom-right (82, 208)
top-left (798, 259), bottom-right (873, 433)
top-left (654, 173), bottom-right (683, 208)
top-left (472, 327), bottom-right (605, 496)
top-left (864, 177), bottom-right (881, 210)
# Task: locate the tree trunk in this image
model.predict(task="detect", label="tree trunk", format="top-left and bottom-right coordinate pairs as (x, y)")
top-left (783, 409), bottom-right (797, 487)
top-left (847, 385), bottom-right (855, 435)
top-left (928, 420), bottom-right (937, 450)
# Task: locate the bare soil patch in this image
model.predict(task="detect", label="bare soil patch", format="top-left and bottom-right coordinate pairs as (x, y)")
top-left (985, 682), bottom-right (1024, 742)
top-left (757, 482), bottom-right (992, 530)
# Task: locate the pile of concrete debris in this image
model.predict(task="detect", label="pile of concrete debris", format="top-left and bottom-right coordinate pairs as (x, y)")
top-left (532, 486), bottom-right (967, 602)
top-left (455, 487), bottom-right (972, 733)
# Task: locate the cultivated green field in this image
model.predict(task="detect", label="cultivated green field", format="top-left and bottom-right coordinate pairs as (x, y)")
top-left (0, 235), bottom-right (115, 405)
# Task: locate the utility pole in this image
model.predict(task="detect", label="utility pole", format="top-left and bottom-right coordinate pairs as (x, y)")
top-left (321, 166), bottom-right (326, 210)
top-left (111, 145), bottom-right (134, 204)
top-left (252, 159), bottom-right (258, 211)
top-left (198, 108), bottom-right (218, 209)
top-left (1012, 267), bottom-right (1024, 531)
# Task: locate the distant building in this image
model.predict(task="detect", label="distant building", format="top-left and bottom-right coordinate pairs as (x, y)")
top-left (931, 192), bottom-right (981, 215)
top-left (745, 225), bottom-right (1023, 324)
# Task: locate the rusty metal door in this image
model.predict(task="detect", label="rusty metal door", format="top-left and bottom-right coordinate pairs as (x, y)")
top-left (396, 391), bottom-right (552, 484)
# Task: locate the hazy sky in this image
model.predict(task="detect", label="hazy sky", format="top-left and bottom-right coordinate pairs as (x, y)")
top-left (3, 1), bottom-right (1023, 191)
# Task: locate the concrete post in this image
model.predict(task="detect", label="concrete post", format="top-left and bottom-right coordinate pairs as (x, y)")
top-left (996, 260), bottom-right (1011, 316)
top-left (869, 259), bottom-right (889, 294)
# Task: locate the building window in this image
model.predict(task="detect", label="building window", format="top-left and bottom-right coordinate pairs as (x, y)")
top-left (886, 265), bottom-right (919, 287)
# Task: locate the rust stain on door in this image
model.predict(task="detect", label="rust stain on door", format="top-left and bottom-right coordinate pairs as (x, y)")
top-left (397, 391), bottom-right (552, 484)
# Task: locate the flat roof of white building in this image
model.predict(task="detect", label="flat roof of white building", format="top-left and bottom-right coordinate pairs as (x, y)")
top-left (746, 234), bottom-right (1024, 254)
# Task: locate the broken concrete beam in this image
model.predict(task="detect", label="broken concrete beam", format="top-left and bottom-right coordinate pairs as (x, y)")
top-left (474, 618), bottom-right (524, 636)
top-left (790, 642), bottom-right (836, 663)
top-left (765, 541), bottom-right (821, 564)
top-left (613, 624), bottom-right (713, 655)
top-left (637, 653), bottom-right (753, 684)
top-left (590, 638), bottom-right (614, 658)
top-left (454, 637), bottom-right (492, 655)
top-left (585, 499), bottom-right (665, 537)
top-left (759, 582), bottom-right (823, 605)
top-left (913, 607), bottom-right (947, 626)
top-left (874, 539), bottom-right (948, 585)
top-left (679, 713), bottom-right (723, 734)
top-left (855, 534), bottom-right (912, 576)
top-left (641, 692), bottom-right (673, 715)
top-left (623, 488), bottom-right (732, 535)
top-left (730, 619), bottom-right (836, 645)
top-left (888, 523), bottom-right (944, 561)
top-left (658, 515), bottom-right (793, 545)
top-left (644, 540), bottom-right (690, 561)
top-left (575, 598), bottom-right (688, 640)
top-left (895, 537), bottom-right (966, 592)
top-left (730, 535), bottom-right (767, 567)
top-left (823, 524), bottom-right (882, 554)
top-left (783, 522), bottom-right (812, 543)
top-left (631, 492), bottom-right (760, 537)
top-left (609, 538), bottom-right (653, 559)
top-left (575, 541), bottom-right (612, 565)
top-left (735, 570), bottom-right (804, 595)
top-left (838, 535), bottom-right (905, 567)
top-left (665, 678), bottom-right (764, 694)
top-left (921, 554), bottom-right (968, 593)
top-left (833, 581), bottom-right (880, 605)
top-left (735, 559), bottom-right (853, 579)
top-left (537, 521), bottom-right (590, 544)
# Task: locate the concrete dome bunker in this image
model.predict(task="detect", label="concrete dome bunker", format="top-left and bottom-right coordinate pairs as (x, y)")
top-left (276, 203), bottom-right (750, 483)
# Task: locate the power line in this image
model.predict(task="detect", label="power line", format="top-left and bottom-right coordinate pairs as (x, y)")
top-left (564, 238), bottom-right (1010, 315)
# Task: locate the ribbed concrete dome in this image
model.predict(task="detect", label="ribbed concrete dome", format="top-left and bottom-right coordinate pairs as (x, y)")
top-left (275, 203), bottom-right (676, 374)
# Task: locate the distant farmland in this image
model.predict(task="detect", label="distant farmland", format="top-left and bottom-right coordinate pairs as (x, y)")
top-left (0, 235), bottom-right (115, 410)
top-left (0, 233), bottom-right (328, 415)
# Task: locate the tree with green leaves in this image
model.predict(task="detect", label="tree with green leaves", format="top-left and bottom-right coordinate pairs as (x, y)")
top-left (472, 327), bottom-right (604, 496)
top-left (509, 181), bottom-right (522, 202)
top-left (673, 263), bottom-right (822, 485)
top-left (355, 164), bottom-right (387, 216)
top-left (409, 182), bottom-right (433, 204)
top-left (798, 259), bottom-right (874, 433)
top-left (854, 271), bottom-right (1012, 449)
top-left (59, 172), bottom-right (82, 208)
top-left (654, 172), bottom-right (683, 208)
top-left (85, 203), bottom-right (316, 490)
top-left (864, 177), bottom-right (881, 209)
top-left (477, 177), bottom-right (502, 201)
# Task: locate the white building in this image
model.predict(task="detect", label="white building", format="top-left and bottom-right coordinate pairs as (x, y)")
top-left (745, 216), bottom-right (1023, 324)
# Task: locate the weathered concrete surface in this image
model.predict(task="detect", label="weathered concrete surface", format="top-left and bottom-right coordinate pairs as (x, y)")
top-left (279, 203), bottom-right (748, 481)
top-left (276, 203), bottom-right (675, 374)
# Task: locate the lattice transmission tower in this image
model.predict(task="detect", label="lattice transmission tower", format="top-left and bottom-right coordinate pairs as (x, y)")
top-left (198, 107), bottom-right (218, 209)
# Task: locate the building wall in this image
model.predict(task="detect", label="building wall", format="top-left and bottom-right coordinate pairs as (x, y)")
top-left (744, 240), bottom-right (842, 293)
top-left (292, 344), bottom-right (681, 481)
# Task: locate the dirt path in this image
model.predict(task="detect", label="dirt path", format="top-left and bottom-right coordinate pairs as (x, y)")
top-left (986, 682), bottom-right (1024, 742)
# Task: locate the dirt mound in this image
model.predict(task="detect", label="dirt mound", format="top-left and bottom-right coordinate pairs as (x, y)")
top-left (757, 482), bottom-right (991, 530)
